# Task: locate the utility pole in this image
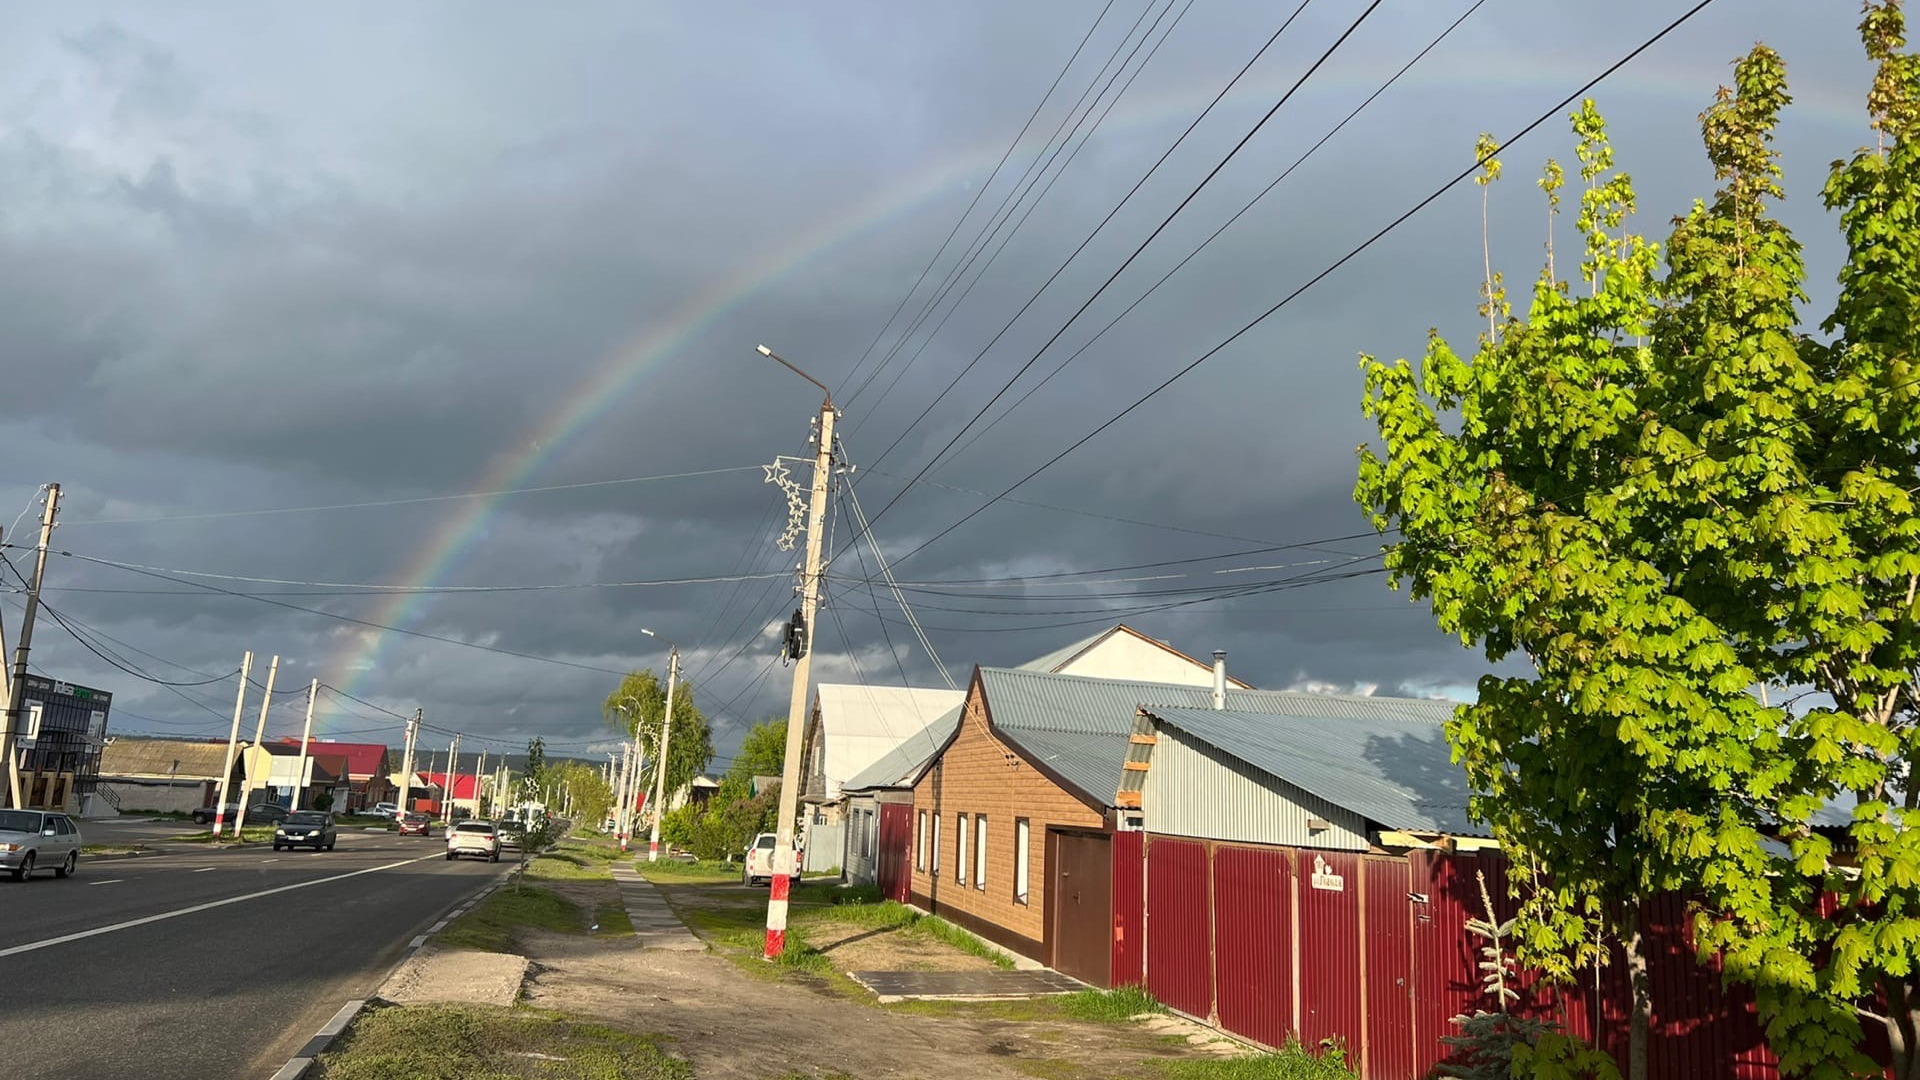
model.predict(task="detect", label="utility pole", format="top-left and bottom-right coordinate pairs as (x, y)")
top-left (757, 345), bottom-right (834, 959)
top-left (614, 740), bottom-right (633, 845)
top-left (396, 709), bottom-right (420, 815)
top-left (212, 651), bottom-right (254, 834)
top-left (648, 647), bottom-right (679, 862)
top-left (292, 679), bottom-right (318, 811)
top-left (233, 654), bottom-right (279, 835)
top-left (476, 748), bottom-right (488, 818)
top-left (448, 735), bottom-right (461, 819)
top-left (2, 484), bottom-right (60, 809)
top-left (424, 746), bottom-right (439, 819)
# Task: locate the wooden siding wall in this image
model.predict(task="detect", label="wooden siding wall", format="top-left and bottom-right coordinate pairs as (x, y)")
top-left (910, 685), bottom-right (1102, 960)
top-left (1144, 729), bottom-right (1369, 850)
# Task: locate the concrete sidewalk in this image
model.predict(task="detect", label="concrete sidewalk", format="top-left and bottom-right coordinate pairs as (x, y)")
top-left (610, 865), bottom-right (703, 950)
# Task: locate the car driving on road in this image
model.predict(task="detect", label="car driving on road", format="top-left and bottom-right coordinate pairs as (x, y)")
top-left (397, 812), bottom-right (433, 837)
top-left (445, 820), bottom-right (500, 862)
top-left (0, 809), bottom-right (81, 881)
top-left (273, 811), bottom-right (337, 852)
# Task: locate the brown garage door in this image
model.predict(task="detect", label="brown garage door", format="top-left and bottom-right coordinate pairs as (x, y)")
top-left (1051, 830), bottom-right (1113, 987)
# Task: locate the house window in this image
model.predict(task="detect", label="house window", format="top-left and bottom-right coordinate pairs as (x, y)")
top-left (932, 814), bottom-right (941, 875)
top-left (975, 814), bottom-right (987, 890)
top-left (862, 810), bottom-right (873, 858)
top-left (1014, 818), bottom-right (1030, 905)
top-left (916, 810), bottom-right (927, 871)
top-left (956, 813), bottom-right (969, 885)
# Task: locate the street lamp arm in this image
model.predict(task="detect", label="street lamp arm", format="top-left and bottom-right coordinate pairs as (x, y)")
top-left (758, 345), bottom-right (832, 406)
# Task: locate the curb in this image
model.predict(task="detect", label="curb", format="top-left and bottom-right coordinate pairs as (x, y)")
top-left (266, 874), bottom-right (507, 1079)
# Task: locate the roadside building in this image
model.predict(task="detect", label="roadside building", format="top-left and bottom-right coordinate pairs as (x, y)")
top-left (1015, 624), bottom-right (1255, 687)
top-left (838, 706), bottom-right (961, 896)
top-left (97, 737), bottom-right (242, 814)
top-left (799, 684), bottom-right (966, 873)
top-left (419, 772), bottom-right (482, 817)
top-left (11, 674), bottom-right (114, 814)
top-left (277, 740), bottom-right (394, 811)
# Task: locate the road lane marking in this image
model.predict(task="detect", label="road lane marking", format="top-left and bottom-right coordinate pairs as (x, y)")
top-left (260, 858), bottom-right (278, 864)
top-left (88, 879), bottom-right (124, 886)
top-left (194, 867), bottom-right (217, 873)
top-left (0, 853), bottom-right (445, 959)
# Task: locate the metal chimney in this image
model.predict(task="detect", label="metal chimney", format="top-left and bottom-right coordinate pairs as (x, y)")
top-left (1212, 651), bottom-right (1227, 710)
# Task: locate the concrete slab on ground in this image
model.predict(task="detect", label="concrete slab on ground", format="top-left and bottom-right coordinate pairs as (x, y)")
top-left (377, 946), bottom-right (529, 1007)
top-left (848, 969), bottom-right (1086, 1002)
top-left (611, 865), bottom-right (704, 951)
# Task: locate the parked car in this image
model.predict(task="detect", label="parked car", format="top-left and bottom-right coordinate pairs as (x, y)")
top-left (742, 832), bottom-right (802, 887)
top-left (273, 811), bottom-right (337, 852)
top-left (367, 802), bottom-right (399, 819)
top-left (446, 821), bottom-right (500, 862)
top-left (397, 812), bottom-right (433, 837)
top-left (0, 809), bottom-right (81, 881)
top-left (190, 802), bottom-right (290, 826)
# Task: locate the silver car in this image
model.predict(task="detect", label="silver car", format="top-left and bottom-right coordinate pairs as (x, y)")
top-left (0, 809), bottom-right (82, 881)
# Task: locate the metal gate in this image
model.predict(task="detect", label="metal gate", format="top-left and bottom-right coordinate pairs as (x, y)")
top-left (804, 821), bottom-right (844, 873)
top-left (1212, 845), bottom-right (1293, 1049)
top-left (876, 803), bottom-right (913, 903)
top-left (1113, 830), bottom-right (1145, 988)
top-left (1364, 857), bottom-right (1415, 1079)
top-left (1147, 837), bottom-right (1211, 1018)
top-left (1051, 830), bottom-right (1113, 987)
top-left (1297, 849), bottom-right (1363, 1052)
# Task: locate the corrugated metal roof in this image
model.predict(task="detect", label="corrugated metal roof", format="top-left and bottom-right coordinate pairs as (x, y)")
top-left (841, 704), bottom-right (963, 791)
top-left (1142, 705), bottom-right (1484, 836)
top-left (100, 738), bottom-right (233, 780)
top-left (1017, 628), bottom-right (1114, 673)
top-left (975, 667), bottom-right (1455, 806)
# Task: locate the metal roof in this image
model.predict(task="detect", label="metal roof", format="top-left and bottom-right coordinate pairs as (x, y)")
top-left (100, 738), bottom-right (233, 780)
top-left (1142, 705), bottom-right (1484, 836)
top-left (1017, 628), bottom-right (1114, 673)
top-left (975, 667), bottom-right (1453, 806)
top-left (841, 704), bottom-right (962, 791)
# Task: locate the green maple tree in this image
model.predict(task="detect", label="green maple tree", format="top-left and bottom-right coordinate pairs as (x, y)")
top-left (1356, 5), bottom-right (1920, 1076)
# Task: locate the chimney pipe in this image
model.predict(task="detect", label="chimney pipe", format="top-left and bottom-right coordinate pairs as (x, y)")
top-left (1212, 651), bottom-right (1227, 710)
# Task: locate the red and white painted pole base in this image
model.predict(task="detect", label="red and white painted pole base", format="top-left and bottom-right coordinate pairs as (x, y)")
top-left (647, 838), bottom-right (660, 863)
top-left (211, 811), bottom-right (226, 836)
top-left (763, 868), bottom-right (791, 959)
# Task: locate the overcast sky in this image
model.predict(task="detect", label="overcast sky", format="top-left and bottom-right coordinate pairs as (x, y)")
top-left (0, 1), bottom-right (1880, 765)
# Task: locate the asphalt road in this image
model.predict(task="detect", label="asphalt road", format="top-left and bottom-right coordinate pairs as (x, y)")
top-left (0, 826), bottom-right (505, 1080)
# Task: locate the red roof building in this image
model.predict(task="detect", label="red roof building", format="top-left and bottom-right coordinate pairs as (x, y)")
top-left (273, 739), bottom-right (394, 811)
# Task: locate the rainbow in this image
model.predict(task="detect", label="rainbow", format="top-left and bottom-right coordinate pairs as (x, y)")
top-left (318, 44), bottom-right (1878, 726)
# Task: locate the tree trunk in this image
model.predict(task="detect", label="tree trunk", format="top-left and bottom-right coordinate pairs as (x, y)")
top-left (1888, 976), bottom-right (1920, 1080)
top-left (1624, 904), bottom-right (1651, 1080)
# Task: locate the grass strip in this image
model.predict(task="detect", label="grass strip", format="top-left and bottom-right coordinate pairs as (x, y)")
top-left (594, 899), bottom-right (635, 937)
top-left (439, 885), bottom-right (583, 952)
top-left (169, 826), bottom-right (278, 844)
top-left (312, 1003), bottom-right (690, 1080)
top-left (1155, 1042), bottom-right (1354, 1080)
top-left (637, 859), bottom-right (741, 883)
top-left (1056, 987), bottom-right (1166, 1023)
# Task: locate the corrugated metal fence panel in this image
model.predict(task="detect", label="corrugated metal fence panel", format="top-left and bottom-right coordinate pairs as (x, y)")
top-left (1363, 857), bottom-right (1415, 1080)
top-left (1298, 849), bottom-right (1364, 1052)
top-left (1147, 836), bottom-right (1213, 1019)
top-left (1212, 845), bottom-right (1293, 1049)
top-left (805, 822), bottom-right (844, 872)
top-left (1112, 830), bottom-right (1145, 988)
top-left (1410, 850), bottom-right (1475, 1076)
top-left (1147, 729), bottom-right (1369, 850)
top-left (1644, 893), bottom-right (1780, 1080)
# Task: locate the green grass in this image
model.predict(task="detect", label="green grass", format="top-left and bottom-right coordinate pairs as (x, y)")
top-left (593, 900), bottom-right (634, 937)
top-left (525, 851), bottom-right (613, 883)
top-left (335, 814), bottom-right (396, 828)
top-left (1154, 1042), bottom-right (1353, 1080)
top-left (438, 885), bottom-right (584, 952)
top-left (637, 859), bottom-right (740, 882)
top-left (1056, 987), bottom-right (1167, 1024)
top-left (913, 916), bottom-right (1017, 969)
top-left (80, 844), bottom-right (143, 856)
top-left (312, 1003), bottom-right (690, 1080)
top-left (800, 896), bottom-right (1015, 970)
top-left (169, 826), bottom-right (278, 844)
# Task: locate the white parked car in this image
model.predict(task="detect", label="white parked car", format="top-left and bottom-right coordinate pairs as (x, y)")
top-left (742, 831), bottom-right (801, 887)
top-left (367, 802), bottom-right (399, 819)
top-left (445, 820), bottom-right (501, 862)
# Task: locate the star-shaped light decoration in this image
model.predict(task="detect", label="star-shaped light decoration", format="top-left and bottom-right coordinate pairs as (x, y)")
top-left (763, 459), bottom-right (808, 552)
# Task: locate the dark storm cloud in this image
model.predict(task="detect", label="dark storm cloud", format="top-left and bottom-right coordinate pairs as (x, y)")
top-left (0, 1), bottom-right (1878, 755)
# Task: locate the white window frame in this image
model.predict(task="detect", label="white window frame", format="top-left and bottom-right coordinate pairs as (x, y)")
top-left (932, 814), bottom-right (941, 875)
top-left (974, 814), bottom-right (987, 890)
top-left (1014, 818), bottom-right (1031, 905)
top-left (916, 810), bottom-right (927, 871)
top-left (956, 813), bottom-right (969, 885)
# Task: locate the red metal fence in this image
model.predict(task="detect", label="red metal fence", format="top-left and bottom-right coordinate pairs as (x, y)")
top-left (1116, 836), bottom-right (1866, 1079)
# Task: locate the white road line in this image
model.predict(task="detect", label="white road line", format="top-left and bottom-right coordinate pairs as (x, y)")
top-left (0, 853), bottom-right (445, 959)
top-left (193, 867), bottom-right (217, 873)
top-left (260, 859), bottom-right (279, 864)
top-left (88, 879), bottom-right (124, 886)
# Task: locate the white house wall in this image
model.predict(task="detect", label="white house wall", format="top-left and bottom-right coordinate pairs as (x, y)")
top-left (1143, 728), bottom-right (1370, 850)
top-left (1056, 636), bottom-right (1221, 686)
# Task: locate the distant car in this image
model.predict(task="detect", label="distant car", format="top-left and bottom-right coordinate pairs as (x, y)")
top-left (190, 803), bottom-right (289, 826)
top-left (742, 832), bottom-right (801, 887)
top-left (367, 802), bottom-right (399, 819)
top-left (496, 818), bottom-right (527, 849)
top-left (0, 809), bottom-right (81, 881)
top-left (397, 812), bottom-right (433, 837)
top-left (446, 821), bottom-right (500, 862)
top-left (274, 811), bottom-right (337, 852)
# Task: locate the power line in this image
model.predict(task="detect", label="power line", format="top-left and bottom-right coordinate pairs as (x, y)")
top-left (38, 553), bottom-right (784, 594)
top-left (945, 0), bottom-right (1490, 464)
top-left (876, 0), bottom-right (1726, 572)
top-left (62, 466), bottom-right (766, 526)
top-left (836, 0), bottom-right (1125, 398)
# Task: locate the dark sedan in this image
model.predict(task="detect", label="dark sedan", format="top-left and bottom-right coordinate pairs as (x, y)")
top-left (273, 811), bottom-right (337, 851)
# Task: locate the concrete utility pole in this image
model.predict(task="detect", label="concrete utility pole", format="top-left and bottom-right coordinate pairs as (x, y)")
top-left (447, 734), bottom-right (461, 819)
top-left (2, 484), bottom-right (60, 808)
top-left (475, 748), bottom-right (488, 818)
top-left (757, 345), bottom-right (835, 959)
top-left (292, 679), bottom-right (318, 811)
top-left (212, 651), bottom-right (254, 834)
top-left (614, 741), bottom-right (633, 845)
top-left (424, 746), bottom-right (439, 819)
top-left (397, 709), bottom-right (420, 815)
top-left (648, 647), bottom-right (679, 863)
top-left (233, 654), bottom-right (280, 835)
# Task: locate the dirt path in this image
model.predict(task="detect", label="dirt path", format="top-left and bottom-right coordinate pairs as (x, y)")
top-left (518, 929), bottom-right (1201, 1080)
